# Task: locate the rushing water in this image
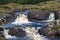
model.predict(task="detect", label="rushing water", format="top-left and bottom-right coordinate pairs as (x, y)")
top-left (0, 10), bottom-right (55, 40)
top-left (49, 12), bottom-right (55, 21)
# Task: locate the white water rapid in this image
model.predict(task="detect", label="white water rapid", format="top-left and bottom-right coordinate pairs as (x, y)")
top-left (49, 12), bottom-right (55, 21)
top-left (3, 27), bottom-right (49, 40)
top-left (23, 27), bottom-right (49, 40)
top-left (11, 10), bottom-right (32, 25)
top-left (12, 13), bottom-right (31, 25)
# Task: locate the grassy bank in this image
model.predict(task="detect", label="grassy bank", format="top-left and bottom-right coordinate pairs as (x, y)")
top-left (0, 0), bottom-right (60, 12)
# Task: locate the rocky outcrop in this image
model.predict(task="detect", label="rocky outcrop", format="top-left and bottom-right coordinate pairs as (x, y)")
top-left (27, 10), bottom-right (49, 21)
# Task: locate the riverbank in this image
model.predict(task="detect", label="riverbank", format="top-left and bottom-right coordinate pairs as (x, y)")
top-left (0, 0), bottom-right (60, 13)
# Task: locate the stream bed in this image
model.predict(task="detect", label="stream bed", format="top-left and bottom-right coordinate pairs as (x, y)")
top-left (0, 10), bottom-right (60, 40)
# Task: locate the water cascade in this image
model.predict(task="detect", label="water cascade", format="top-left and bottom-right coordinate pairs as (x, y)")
top-left (23, 27), bottom-right (49, 40)
top-left (0, 10), bottom-right (50, 40)
top-left (48, 12), bottom-right (55, 27)
top-left (12, 10), bottom-right (31, 25)
top-left (49, 12), bottom-right (55, 21)
top-left (13, 13), bottom-right (30, 24)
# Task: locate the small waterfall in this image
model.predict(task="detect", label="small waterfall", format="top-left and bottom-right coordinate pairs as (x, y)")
top-left (47, 12), bottom-right (55, 27)
top-left (15, 14), bottom-right (29, 23)
top-left (12, 10), bottom-right (31, 25)
top-left (49, 12), bottom-right (55, 21)
top-left (0, 10), bottom-right (50, 40)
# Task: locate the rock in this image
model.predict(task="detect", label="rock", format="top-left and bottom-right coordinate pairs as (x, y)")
top-left (0, 27), bottom-right (4, 31)
top-left (0, 20), bottom-right (4, 25)
top-left (8, 27), bottom-right (26, 37)
top-left (0, 32), bottom-right (4, 37)
top-left (47, 36), bottom-right (60, 40)
top-left (58, 28), bottom-right (60, 36)
top-left (54, 11), bottom-right (60, 19)
top-left (0, 31), bottom-right (6, 40)
top-left (27, 10), bottom-right (49, 21)
top-left (3, 12), bottom-right (16, 22)
top-left (0, 11), bottom-right (17, 23)
top-left (38, 26), bottom-right (57, 36)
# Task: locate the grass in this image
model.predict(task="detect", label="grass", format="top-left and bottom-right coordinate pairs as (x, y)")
top-left (0, 6), bottom-right (11, 13)
top-left (0, 0), bottom-right (60, 12)
top-left (39, 1), bottom-right (60, 11)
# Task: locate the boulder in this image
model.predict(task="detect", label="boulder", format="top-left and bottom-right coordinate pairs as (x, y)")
top-left (38, 26), bottom-right (57, 36)
top-left (0, 11), bottom-right (17, 23)
top-left (8, 27), bottom-right (26, 37)
top-left (3, 12), bottom-right (16, 22)
top-left (27, 10), bottom-right (49, 21)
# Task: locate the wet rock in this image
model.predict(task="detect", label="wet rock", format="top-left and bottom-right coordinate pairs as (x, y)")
top-left (48, 36), bottom-right (60, 40)
top-left (3, 12), bottom-right (16, 22)
top-left (0, 11), bottom-right (17, 23)
top-left (0, 27), bottom-right (4, 31)
top-left (0, 31), bottom-right (6, 40)
top-left (54, 11), bottom-right (60, 19)
top-left (8, 27), bottom-right (26, 37)
top-left (27, 10), bottom-right (49, 21)
top-left (58, 28), bottom-right (60, 36)
top-left (38, 26), bottom-right (57, 36)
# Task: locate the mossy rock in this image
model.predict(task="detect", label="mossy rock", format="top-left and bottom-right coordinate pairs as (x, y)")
top-left (52, 26), bottom-right (60, 30)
